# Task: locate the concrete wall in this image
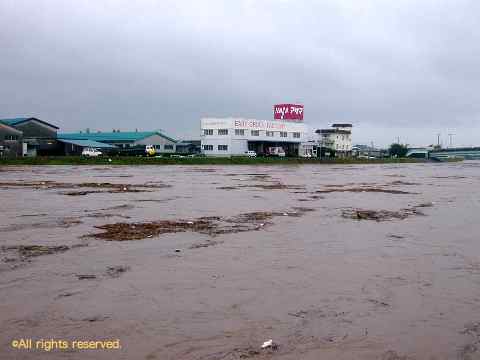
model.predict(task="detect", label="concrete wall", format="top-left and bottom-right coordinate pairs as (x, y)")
top-left (318, 132), bottom-right (352, 152)
top-left (0, 124), bottom-right (23, 157)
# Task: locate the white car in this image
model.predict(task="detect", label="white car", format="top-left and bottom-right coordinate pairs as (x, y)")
top-left (245, 150), bottom-right (257, 157)
top-left (82, 148), bottom-right (102, 157)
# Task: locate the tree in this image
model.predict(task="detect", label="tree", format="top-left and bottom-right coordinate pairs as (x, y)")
top-left (389, 143), bottom-right (408, 157)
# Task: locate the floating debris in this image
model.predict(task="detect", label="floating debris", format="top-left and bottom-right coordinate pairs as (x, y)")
top-left (76, 274), bottom-right (97, 280)
top-left (106, 265), bottom-right (130, 278)
top-left (388, 180), bottom-right (421, 186)
top-left (189, 241), bottom-right (223, 249)
top-left (417, 202), bottom-right (434, 207)
top-left (88, 208), bottom-right (315, 241)
top-left (217, 183), bottom-right (304, 190)
top-left (261, 339), bottom-right (278, 351)
top-left (342, 206), bottom-right (426, 221)
top-left (381, 350), bottom-right (408, 360)
top-left (0, 181), bottom-right (171, 196)
top-left (2, 245), bottom-right (70, 258)
top-left (316, 187), bottom-right (415, 195)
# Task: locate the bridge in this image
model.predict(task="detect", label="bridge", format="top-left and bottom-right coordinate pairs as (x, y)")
top-left (406, 147), bottom-right (480, 160)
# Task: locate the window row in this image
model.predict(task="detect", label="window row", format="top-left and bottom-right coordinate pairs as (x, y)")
top-left (202, 145), bottom-right (228, 151)
top-left (117, 143), bottom-right (174, 150)
top-left (4, 135), bottom-right (19, 141)
top-left (203, 129), bottom-right (301, 138)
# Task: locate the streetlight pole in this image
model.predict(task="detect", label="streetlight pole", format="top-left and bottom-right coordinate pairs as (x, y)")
top-left (448, 133), bottom-right (455, 148)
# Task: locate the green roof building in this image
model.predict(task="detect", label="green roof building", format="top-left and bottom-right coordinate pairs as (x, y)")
top-left (58, 130), bottom-right (177, 152)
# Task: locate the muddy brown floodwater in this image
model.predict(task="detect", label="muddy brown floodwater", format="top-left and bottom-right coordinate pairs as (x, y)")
top-left (1, 162), bottom-right (480, 360)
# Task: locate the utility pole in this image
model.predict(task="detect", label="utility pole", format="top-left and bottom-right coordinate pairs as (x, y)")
top-left (437, 133), bottom-right (441, 148)
top-left (396, 136), bottom-right (400, 144)
top-left (448, 133), bottom-right (455, 148)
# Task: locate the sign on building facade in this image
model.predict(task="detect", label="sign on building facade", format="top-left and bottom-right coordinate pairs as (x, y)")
top-left (273, 104), bottom-right (304, 121)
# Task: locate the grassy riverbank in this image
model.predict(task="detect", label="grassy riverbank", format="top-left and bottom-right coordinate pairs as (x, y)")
top-left (0, 156), bottom-right (438, 166)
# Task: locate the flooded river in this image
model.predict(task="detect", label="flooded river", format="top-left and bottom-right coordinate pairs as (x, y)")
top-left (1, 162), bottom-right (480, 359)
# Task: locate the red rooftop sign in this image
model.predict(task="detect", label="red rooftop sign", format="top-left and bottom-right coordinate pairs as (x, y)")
top-left (274, 104), bottom-right (304, 121)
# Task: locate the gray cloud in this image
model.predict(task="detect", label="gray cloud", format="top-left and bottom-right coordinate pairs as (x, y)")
top-left (1, 0), bottom-right (479, 146)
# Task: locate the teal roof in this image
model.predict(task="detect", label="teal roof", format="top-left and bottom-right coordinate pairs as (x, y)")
top-left (0, 117), bottom-right (29, 126)
top-left (58, 139), bottom-right (117, 148)
top-left (0, 117), bottom-right (59, 129)
top-left (59, 131), bottom-right (176, 143)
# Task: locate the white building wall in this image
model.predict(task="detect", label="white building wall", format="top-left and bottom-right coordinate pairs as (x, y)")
top-left (319, 132), bottom-right (352, 152)
top-left (200, 118), bottom-right (308, 156)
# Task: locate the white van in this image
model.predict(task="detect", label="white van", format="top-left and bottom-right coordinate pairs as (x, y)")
top-left (81, 148), bottom-right (102, 157)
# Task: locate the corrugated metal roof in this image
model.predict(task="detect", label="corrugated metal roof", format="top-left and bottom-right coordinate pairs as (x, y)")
top-left (0, 118), bottom-right (30, 126)
top-left (0, 117), bottom-right (60, 129)
top-left (59, 131), bottom-right (176, 143)
top-left (0, 122), bottom-right (23, 134)
top-left (58, 139), bottom-right (117, 148)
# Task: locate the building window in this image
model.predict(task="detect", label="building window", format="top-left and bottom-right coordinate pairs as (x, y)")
top-left (266, 131), bottom-right (274, 137)
top-left (164, 144), bottom-right (174, 150)
top-left (280, 132), bottom-right (287, 138)
top-left (251, 130), bottom-right (260, 136)
top-left (155, 145), bottom-right (161, 149)
top-left (218, 145), bottom-right (228, 151)
top-left (203, 129), bottom-right (213, 136)
top-left (235, 129), bottom-right (245, 136)
top-left (293, 132), bottom-right (300, 138)
top-left (203, 145), bottom-right (213, 151)
top-left (4, 135), bottom-right (19, 141)
top-left (218, 129), bottom-right (228, 135)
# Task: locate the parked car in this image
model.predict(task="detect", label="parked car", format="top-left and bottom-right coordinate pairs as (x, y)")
top-left (245, 150), bottom-right (257, 157)
top-left (82, 148), bottom-right (102, 157)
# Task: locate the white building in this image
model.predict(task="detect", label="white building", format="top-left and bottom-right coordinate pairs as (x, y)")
top-left (315, 123), bottom-right (352, 156)
top-left (200, 117), bottom-right (308, 156)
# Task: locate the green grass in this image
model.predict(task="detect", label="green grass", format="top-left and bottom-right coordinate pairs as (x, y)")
top-left (0, 156), bottom-right (435, 166)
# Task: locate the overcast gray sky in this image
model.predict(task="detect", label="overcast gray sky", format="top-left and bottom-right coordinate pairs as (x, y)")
top-left (1, 0), bottom-right (480, 147)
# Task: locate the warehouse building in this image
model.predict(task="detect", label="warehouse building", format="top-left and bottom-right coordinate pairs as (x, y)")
top-left (0, 117), bottom-right (60, 156)
top-left (200, 117), bottom-right (308, 156)
top-left (58, 130), bottom-right (177, 153)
